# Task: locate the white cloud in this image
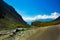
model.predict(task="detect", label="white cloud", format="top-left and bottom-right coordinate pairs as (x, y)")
top-left (23, 12), bottom-right (60, 21)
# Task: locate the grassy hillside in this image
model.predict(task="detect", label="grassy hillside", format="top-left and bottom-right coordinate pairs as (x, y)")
top-left (0, 18), bottom-right (28, 30)
top-left (31, 20), bottom-right (60, 27)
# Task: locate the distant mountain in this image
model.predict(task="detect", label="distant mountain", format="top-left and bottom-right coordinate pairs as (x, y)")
top-left (31, 17), bottom-right (60, 27)
top-left (36, 18), bottom-right (54, 22)
top-left (0, 0), bottom-right (28, 30)
top-left (27, 18), bottom-right (54, 25)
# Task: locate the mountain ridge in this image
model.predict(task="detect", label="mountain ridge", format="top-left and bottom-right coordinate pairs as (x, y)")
top-left (54, 16), bottom-right (60, 21)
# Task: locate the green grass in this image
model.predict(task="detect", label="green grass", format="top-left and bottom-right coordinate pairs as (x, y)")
top-left (31, 20), bottom-right (60, 27)
top-left (0, 18), bottom-right (28, 30)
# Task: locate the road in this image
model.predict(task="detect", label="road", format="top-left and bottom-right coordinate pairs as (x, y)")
top-left (27, 25), bottom-right (60, 40)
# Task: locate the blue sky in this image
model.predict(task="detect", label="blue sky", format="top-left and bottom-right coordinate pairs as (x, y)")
top-left (4, 0), bottom-right (60, 21)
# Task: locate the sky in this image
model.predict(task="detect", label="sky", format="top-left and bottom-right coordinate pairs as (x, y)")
top-left (4, 0), bottom-right (60, 21)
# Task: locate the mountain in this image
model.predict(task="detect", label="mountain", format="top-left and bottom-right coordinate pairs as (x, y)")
top-left (31, 17), bottom-right (60, 27)
top-left (26, 18), bottom-right (54, 25)
top-left (0, 0), bottom-right (28, 30)
top-left (54, 16), bottom-right (60, 21)
top-left (31, 20), bottom-right (60, 27)
top-left (36, 18), bottom-right (54, 22)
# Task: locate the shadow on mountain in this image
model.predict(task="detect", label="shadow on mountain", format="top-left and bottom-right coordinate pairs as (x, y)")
top-left (0, 0), bottom-right (29, 30)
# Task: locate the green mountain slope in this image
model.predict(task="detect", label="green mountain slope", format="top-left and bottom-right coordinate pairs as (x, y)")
top-left (31, 20), bottom-right (60, 27)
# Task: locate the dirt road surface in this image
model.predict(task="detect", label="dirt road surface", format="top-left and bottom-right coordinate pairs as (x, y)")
top-left (27, 25), bottom-right (60, 40)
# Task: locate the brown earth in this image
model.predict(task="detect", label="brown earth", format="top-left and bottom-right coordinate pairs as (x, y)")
top-left (27, 25), bottom-right (60, 40)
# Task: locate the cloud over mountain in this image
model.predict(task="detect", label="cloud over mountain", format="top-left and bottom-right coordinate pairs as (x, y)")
top-left (23, 12), bottom-right (60, 21)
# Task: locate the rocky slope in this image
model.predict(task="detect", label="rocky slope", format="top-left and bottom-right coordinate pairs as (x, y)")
top-left (0, 0), bottom-right (28, 30)
top-left (0, 28), bottom-right (37, 40)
